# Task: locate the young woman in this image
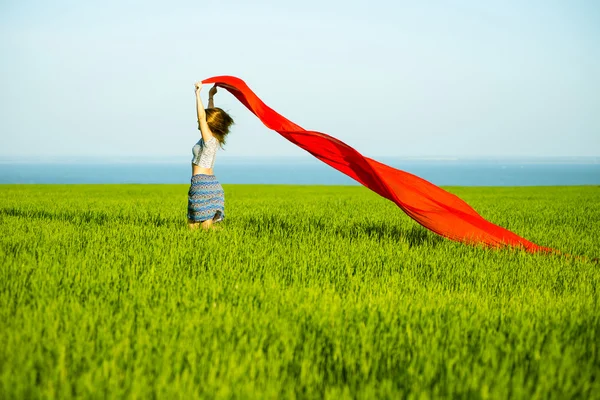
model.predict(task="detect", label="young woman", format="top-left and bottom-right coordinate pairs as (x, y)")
top-left (188, 82), bottom-right (234, 230)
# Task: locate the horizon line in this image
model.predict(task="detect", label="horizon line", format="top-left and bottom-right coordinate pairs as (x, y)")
top-left (1, 154), bottom-right (599, 165)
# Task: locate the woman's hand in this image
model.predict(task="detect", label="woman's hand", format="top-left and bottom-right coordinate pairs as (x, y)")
top-left (194, 81), bottom-right (203, 93)
top-left (209, 85), bottom-right (218, 97)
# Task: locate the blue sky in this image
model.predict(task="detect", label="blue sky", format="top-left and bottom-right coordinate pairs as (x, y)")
top-left (1, 0), bottom-right (599, 159)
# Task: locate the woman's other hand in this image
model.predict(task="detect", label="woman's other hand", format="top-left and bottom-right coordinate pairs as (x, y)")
top-left (194, 82), bottom-right (203, 92)
top-left (209, 85), bottom-right (218, 97)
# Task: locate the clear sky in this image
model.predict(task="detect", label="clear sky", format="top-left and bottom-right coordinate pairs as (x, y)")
top-left (1, 0), bottom-right (599, 160)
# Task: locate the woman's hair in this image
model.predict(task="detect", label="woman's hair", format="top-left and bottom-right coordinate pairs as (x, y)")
top-left (206, 107), bottom-right (234, 147)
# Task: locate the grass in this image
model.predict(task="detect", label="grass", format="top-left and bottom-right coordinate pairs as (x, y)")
top-left (1, 184), bottom-right (599, 399)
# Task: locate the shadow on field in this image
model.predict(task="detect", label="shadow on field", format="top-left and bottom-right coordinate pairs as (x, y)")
top-left (0, 207), bottom-right (174, 227)
top-left (333, 222), bottom-right (444, 248)
top-left (240, 215), bottom-right (443, 247)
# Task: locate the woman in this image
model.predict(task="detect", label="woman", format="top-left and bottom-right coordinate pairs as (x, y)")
top-left (188, 81), bottom-right (234, 230)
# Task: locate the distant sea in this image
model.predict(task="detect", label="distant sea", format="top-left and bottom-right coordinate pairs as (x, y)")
top-left (1, 156), bottom-right (599, 186)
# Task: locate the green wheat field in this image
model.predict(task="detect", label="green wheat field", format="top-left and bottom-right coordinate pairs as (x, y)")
top-left (1, 184), bottom-right (599, 399)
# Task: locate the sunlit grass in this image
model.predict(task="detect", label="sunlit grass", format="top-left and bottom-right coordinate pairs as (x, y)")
top-left (1, 184), bottom-right (599, 398)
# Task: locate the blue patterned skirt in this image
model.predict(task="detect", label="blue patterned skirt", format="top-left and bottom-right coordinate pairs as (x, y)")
top-left (187, 174), bottom-right (225, 222)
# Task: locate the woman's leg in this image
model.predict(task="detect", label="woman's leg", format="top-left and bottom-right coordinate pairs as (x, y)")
top-left (201, 219), bottom-right (213, 230)
top-left (188, 219), bottom-right (218, 231)
top-left (188, 220), bottom-right (201, 230)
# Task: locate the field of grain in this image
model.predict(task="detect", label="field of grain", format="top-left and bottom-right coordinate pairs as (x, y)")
top-left (1, 184), bottom-right (599, 399)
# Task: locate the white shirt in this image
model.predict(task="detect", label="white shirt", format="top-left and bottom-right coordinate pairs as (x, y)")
top-left (191, 136), bottom-right (218, 169)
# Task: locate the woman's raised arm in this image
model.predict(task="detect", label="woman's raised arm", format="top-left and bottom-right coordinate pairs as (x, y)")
top-left (194, 82), bottom-right (214, 143)
top-left (208, 85), bottom-right (217, 108)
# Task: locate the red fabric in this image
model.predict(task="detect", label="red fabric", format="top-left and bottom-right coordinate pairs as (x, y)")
top-left (203, 75), bottom-right (552, 253)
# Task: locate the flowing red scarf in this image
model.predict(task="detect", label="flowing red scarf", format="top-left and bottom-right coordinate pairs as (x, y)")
top-left (203, 75), bottom-right (553, 253)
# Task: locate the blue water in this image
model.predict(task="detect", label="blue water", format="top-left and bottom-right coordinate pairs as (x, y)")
top-left (0, 158), bottom-right (598, 186)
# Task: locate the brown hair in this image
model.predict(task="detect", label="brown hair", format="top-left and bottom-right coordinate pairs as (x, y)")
top-left (205, 107), bottom-right (234, 147)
